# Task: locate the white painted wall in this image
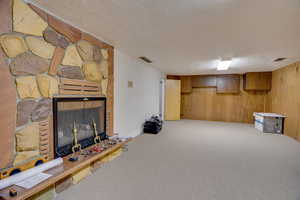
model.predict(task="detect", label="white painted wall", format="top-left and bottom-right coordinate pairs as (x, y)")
top-left (114, 49), bottom-right (164, 138)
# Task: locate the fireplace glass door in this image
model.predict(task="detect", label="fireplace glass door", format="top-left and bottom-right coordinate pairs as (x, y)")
top-left (53, 97), bottom-right (106, 157)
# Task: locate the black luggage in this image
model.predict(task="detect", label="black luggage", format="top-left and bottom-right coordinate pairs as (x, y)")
top-left (143, 116), bottom-right (163, 134)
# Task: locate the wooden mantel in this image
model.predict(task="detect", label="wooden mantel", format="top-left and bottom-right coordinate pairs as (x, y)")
top-left (0, 140), bottom-right (131, 200)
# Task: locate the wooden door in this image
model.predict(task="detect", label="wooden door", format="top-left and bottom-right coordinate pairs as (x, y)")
top-left (165, 79), bottom-right (181, 120)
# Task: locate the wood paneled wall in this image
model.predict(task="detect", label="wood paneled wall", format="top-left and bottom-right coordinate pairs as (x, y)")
top-left (0, 0), bottom-right (15, 168)
top-left (181, 75), bottom-right (268, 123)
top-left (169, 63), bottom-right (300, 142)
top-left (266, 62), bottom-right (300, 141)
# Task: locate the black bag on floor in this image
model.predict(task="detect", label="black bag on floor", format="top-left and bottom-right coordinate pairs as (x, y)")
top-left (143, 115), bottom-right (163, 134)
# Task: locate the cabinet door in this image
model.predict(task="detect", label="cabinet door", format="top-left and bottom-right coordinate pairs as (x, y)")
top-left (165, 79), bottom-right (181, 120)
top-left (244, 72), bottom-right (272, 91)
top-left (192, 75), bottom-right (217, 88)
top-left (180, 76), bottom-right (192, 93)
top-left (216, 75), bottom-right (240, 94)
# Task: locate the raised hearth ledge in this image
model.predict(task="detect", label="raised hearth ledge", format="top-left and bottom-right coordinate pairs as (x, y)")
top-left (0, 139), bottom-right (131, 200)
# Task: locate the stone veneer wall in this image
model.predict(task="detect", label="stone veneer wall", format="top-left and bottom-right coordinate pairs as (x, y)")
top-left (0, 0), bottom-right (114, 170)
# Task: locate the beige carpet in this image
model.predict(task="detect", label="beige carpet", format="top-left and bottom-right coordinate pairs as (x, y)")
top-left (56, 120), bottom-right (300, 200)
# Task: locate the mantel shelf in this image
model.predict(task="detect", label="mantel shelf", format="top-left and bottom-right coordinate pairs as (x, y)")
top-left (0, 139), bottom-right (131, 200)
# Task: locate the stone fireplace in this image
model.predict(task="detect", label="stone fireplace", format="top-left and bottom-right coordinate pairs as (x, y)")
top-left (0, 0), bottom-right (122, 198)
top-left (0, 0), bottom-right (114, 170)
top-left (53, 97), bottom-right (107, 157)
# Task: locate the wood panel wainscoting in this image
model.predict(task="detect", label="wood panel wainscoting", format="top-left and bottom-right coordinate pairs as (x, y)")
top-left (168, 65), bottom-right (300, 142)
top-left (168, 74), bottom-right (269, 123)
top-left (181, 75), bottom-right (267, 123)
top-left (266, 62), bottom-right (300, 141)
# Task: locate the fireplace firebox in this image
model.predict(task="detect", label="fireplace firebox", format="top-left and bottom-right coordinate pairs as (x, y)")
top-left (53, 97), bottom-right (107, 158)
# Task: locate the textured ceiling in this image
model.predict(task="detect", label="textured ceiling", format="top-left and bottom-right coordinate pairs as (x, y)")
top-left (29, 0), bottom-right (300, 74)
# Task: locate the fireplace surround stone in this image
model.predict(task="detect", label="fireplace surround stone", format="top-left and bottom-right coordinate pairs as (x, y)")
top-left (0, 0), bottom-right (119, 199)
top-left (0, 0), bottom-right (114, 171)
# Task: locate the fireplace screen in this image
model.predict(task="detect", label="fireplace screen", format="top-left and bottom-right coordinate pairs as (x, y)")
top-left (53, 97), bottom-right (106, 158)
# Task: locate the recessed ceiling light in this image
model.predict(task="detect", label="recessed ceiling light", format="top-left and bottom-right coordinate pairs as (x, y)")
top-left (217, 59), bottom-right (232, 71)
top-left (274, 57), bottom-right (287, 62)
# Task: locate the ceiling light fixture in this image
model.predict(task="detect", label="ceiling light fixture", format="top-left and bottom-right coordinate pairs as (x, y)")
top-left (217, 59), bottom-right (232, 71)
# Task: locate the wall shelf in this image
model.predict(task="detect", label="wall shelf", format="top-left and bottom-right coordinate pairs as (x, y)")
top-left (0, 139), bottom-right (131, 200)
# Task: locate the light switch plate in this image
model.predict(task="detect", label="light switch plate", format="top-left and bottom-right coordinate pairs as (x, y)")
top-left (128, 81), bottom-right (133, 88)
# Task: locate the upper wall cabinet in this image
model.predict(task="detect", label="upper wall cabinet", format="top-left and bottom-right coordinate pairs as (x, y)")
top-left (216, 74), bottom-right (240, 94)
top-left (166, 75), bottom-right (180, 80)
top-left (192, 75), bottom-right (217, 88)
top-left (243, 72), bottom-right (272, 91)
top-left (180, 76), bottom-right (192, 93)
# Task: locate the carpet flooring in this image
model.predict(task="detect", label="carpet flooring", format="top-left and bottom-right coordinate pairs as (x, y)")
top-left (56, 120), bottom-right (300, 200)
